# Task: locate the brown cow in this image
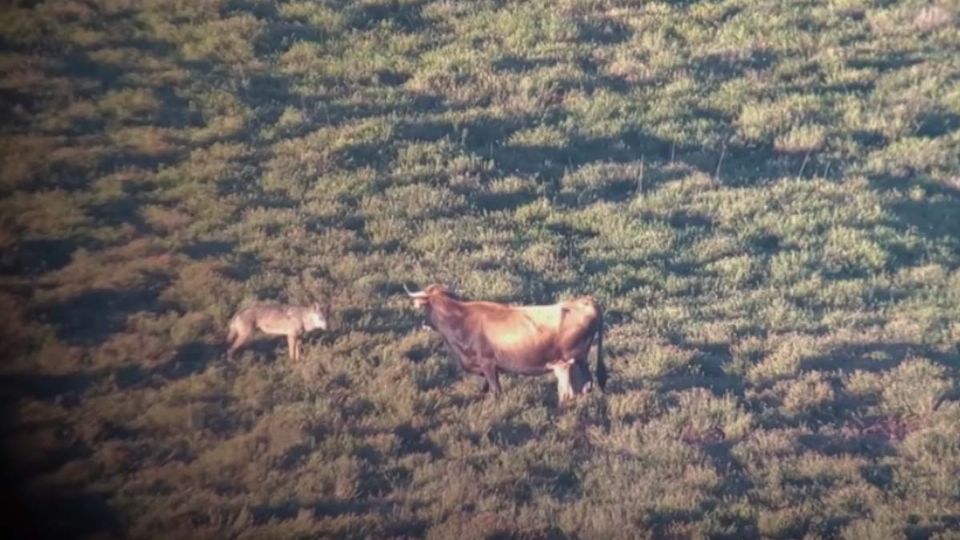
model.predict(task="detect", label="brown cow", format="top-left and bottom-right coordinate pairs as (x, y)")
top-left (404, 284), bottom-right (605, 404)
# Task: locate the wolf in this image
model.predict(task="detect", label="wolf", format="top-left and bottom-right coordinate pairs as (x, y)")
top-left (226, 302), bottom-right (330, 361)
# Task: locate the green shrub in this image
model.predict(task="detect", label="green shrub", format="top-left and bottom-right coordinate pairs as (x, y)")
top-left (880, 358), bottom-right (951, 419)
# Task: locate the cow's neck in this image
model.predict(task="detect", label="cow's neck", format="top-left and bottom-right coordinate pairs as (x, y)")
top-left (428, 297), bottom-right (473, 351)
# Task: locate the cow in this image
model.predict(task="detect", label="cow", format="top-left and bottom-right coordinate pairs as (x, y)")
top-left (404, 284), bottom-right (605, 404)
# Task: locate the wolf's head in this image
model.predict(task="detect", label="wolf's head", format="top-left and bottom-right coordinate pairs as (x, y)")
top-left (308, 302), bottom-right (330, 331)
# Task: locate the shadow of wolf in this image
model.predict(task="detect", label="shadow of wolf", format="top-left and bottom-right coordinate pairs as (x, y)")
top-left (226, 302), bottom-right (330, 361)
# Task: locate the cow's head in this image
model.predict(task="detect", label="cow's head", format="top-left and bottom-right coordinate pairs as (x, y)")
top-left (403, 283), bottom-right (450, 307)
top-left (404, 283), bottom-right (452, 329)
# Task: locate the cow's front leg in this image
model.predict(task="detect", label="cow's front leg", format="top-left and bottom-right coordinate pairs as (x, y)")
top-left (548, 358), bottom-right (576, 404)
top-left (476, 376), bottom-right (490, 395)
top-left (480, 363), bottom-right (501, 396)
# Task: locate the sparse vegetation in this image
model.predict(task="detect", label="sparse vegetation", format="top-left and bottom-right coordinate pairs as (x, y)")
top-left (2, 0), bottom-right (960, 538)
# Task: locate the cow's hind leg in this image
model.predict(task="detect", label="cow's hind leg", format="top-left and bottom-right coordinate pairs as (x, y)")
top-left (574, 358), bottom-right (594, 394)
top-left (549, 359), bottom-right (576, 405)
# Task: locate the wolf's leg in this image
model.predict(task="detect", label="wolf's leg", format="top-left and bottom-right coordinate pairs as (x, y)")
top-left (227, 328), bottom-right (249, 360)
top-left (287, 334), bottom-right (298, 360)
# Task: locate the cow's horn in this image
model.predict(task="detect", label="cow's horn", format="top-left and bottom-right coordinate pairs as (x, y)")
top-left (403, 283), bottom-right (429, 298)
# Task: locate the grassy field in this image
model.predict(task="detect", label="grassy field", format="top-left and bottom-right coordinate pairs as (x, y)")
top-left (2, 0), bottom-right (960, 538)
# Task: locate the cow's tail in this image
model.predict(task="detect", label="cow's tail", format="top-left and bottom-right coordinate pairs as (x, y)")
top-left (595, 306), bottom-right (607, 392)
